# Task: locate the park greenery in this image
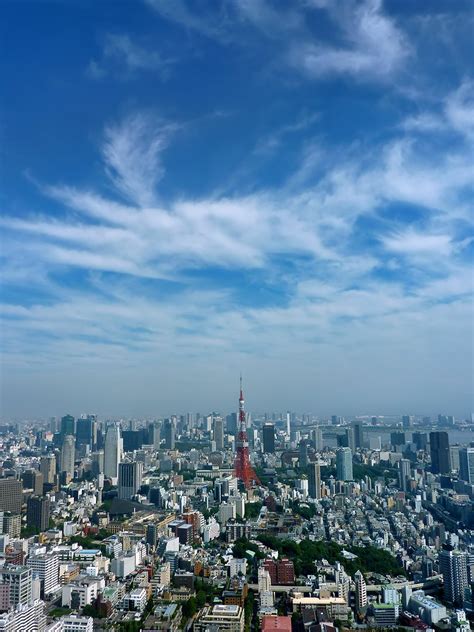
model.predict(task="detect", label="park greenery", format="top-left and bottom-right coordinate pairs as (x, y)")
top-left (253, 534), bottom-right (405, 578)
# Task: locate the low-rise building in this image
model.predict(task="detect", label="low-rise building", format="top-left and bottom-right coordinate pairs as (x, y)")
top-left (194, 604), bottom-right (244, 632)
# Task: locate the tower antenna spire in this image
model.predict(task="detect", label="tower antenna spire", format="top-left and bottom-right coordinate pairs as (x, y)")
top-left (234, 374), bottom-right (260, 489)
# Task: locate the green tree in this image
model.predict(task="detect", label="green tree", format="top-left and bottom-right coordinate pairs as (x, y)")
top-left (196, 590), bottom-right (207, 608)
top-left (182, 596), bottom-right (197, 619)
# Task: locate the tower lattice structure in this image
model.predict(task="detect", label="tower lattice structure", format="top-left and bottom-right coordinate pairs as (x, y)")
top-left (234, 377), bottom-right (260, 489)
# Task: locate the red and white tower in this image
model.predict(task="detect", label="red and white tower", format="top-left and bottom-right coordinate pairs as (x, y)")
top-left (234, 376), bottom-right (260, 489)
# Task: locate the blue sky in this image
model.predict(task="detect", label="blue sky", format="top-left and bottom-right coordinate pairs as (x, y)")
top-left (1, 0), bottom-right (473, 418)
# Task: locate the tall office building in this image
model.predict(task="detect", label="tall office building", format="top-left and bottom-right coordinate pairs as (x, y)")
top-left (148, 422), bottom-right (161, 450)
top-left (226, 413), bottom-right (238, 435)
top-left (459, 447), bottom-right (474, 484)
top-left (60, 415), bottom-right (75, 441)
top-left (163, 418), bottom-right (175, 450)
top-left (398, 459), bottom-right (411, 492)
top-left (213, 417), bottom-right (224, 451)
top-left (26, 496), bottom-right (50, 533)
top-left (336, 447), bottom-right (353, 481)
top-left (0, 566), bottom-right (32, 607)
top-left (413, 432), bottom-right (428, 451)
top-left (40, 454), bottom-right (56, 485)
top-left (439, 546), bottom-right (468, 606)
top-left (76, 415), bottom-right (96, 452)
top-left (118, 462), bottom-right (144, 499)
top-left (21, 469), bottom-right (43, 496)
top-left (299, 441), bottom-right (309, 468)
top-left (352, 421), bottom-right (364, 449)
top-left (0, 478), bottom-right (23, 514)
top-left (104, 424), bottom-right (122, 482)
top-left (286, 412), bottom-right (291, 437)
top-left (308, 462), bottom-right (321, 500)
top-left (430, 431), bottom-right (451, 474)
top-left (60, 435), bottom-right (75, 479)
top-left (262, 423), bottom-right (275, 454)
top-left (311, 427), bottom-right (323, 452)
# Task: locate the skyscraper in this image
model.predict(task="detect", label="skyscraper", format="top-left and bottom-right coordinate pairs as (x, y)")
top-left (398, 459), bottom-right (411, 492)
top-left (299, 441), bottom-right (309, 468)
top-left (40, 454), bottom-right (56, 485)
top-left (286, 412), bottom-right (291, 437)
top-left (118, 462), bottom-right (144, 499)
top-left (226, 413), bottom-right (238, 435)
top-left (60, 435), bottom-right (75, 479)
top-left (104, 424), bottom-right (122, 482)
top-left (308, 462), bottom-right (321, 500)
top-left (439, 546), bottom-right (468, 606)
top-left (311, 427), bottom-right (323, 452)
top-left (163, 418), bottom-right (175, 450)
top-left (213, 417), bottom-right (224, 451)
top-left (430, 431), bottom-right (451, 474)
top-left (352, 421), bottom-right (364, 449)
top-left (26, 496), bottom-right (50, 532)
top-left (459, 447), bottom-right (474, 483)
top-left (262, 423), bottom-right (275, 454)
top-left (148, 422), bottom-right (161, 450)
top-left (60, 414), bottom-right (75, 441)
top-left (76, 415), bottom-right (96, 452)
top-left (336, 447), bottom-right (353, 481)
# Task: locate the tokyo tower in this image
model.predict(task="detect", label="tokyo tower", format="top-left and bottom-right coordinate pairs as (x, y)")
top-left (234, 376), bottom-right (260, 489)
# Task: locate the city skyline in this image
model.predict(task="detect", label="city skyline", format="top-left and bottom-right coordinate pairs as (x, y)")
top-left (1, 0), bottom-right (473, 417)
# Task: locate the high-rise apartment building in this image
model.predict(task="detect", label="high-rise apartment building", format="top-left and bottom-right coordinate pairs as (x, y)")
top-left (336, 447), bottom-right (353, 481)
top-left (0, 479), bottom-right (23, 514)
top-left (118, 462), bottom-right (143, 500)
top-left (439, 546), bottom-right (468, 606)
top-left (104, 424), bottom-right (122, 482)
top-left (308, 462), bottom-right (321, 500)
top-left (262, 423), bottom-right (275, 454)
top-left (430, 431), bottom-right (451, 474)
top-left (26, 496), bottom-right (50, 533)
top-left (354, 570), bottom-right (367, 614)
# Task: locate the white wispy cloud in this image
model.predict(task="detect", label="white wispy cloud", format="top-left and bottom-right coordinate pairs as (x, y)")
top-left (102, 112), bottom-right (178, 207)
top-left (87, 33), bottom-right (173, 79)
top-left (290, 0), bottom-right (410, 81)
top-left (146, 0), bottom-right (411, 83)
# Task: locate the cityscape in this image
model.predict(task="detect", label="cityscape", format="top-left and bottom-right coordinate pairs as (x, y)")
top-left (0, 381), bottom-right (472, 631)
